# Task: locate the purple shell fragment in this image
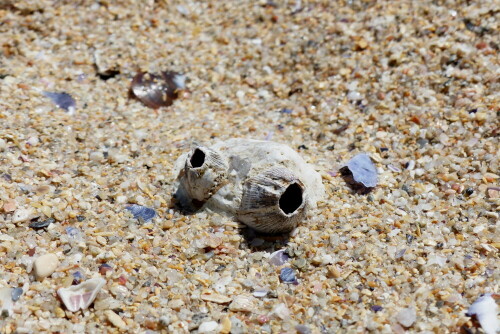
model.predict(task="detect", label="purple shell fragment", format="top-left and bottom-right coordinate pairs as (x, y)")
top-left (43, 91), bottom-right (76, 113)
top-left (125, 204), bottom-right (156, 222)
top-left (345, 153), bottom-right (378, 188)
top-left (280, 267), bottom-right (298, 284)
top-left (269, 250), bottom-right (289, 266)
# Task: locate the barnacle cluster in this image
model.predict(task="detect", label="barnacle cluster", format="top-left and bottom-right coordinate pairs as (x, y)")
top-left (175, 138), bottom-right (325, 234)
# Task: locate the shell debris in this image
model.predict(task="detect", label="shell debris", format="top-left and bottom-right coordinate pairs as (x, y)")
top-left (57, 277), bottom-right (106, 312)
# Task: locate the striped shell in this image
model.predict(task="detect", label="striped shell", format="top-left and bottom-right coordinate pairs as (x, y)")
top-left (237, 167), bottom-right (307, 234)
top-left (183, 146), bottom-right (228, 202)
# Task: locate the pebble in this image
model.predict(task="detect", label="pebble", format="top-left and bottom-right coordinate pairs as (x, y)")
top-left (230, 316), bottom-right (246, 334)
top-left (12, 208), bottom-right (35, 223)
top-left (347, 91), bottom-right (362, 101)
top-left (396, 307), bottom-right (417, 327)
top-left (105, 310), bottom-right (127, 330)
top-left (11, 287), bottom-right (23, 302)
top-left (229, 295), bottom-right (255, 312)
top-left (296, 324), bottom-right (312, 334)
top-left (198, 320), bottom-right (218, 333)
top-left (272, 303), bottom-right (291, 320)
top-left (219, 317), bottom-right (231, 334)
top-left (33, 253), bottom-right (59, 280)
top-left (3, 199), bottom-right (17, 212)
top-left (168, 299), bottom-right (185, 310)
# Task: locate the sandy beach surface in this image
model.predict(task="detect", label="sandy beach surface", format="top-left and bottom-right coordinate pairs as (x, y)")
top-left (0, 0), bottom-right (498, 333)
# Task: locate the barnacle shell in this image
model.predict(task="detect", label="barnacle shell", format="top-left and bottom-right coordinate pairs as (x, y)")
top-left (182, 146), bottom-right (228, 202)
top-left (237, 168), bottom-right (306, 234)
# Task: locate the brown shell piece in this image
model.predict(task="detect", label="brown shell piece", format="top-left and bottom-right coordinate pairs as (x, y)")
top-left (237, 167), bottom-right (307, 234)
top-left (131, 71), bottom-right (185, 108)
top-left (184, 146), bottom-right (229, 202)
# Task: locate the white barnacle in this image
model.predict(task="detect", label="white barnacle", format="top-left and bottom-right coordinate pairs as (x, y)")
top-left (183, 146), bottom-right (228, 202)
top-left (237, 167), bottom-right (307, 234)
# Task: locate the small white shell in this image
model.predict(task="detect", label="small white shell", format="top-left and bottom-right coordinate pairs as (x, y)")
top-left (57, 277), bottom-right (106, 312)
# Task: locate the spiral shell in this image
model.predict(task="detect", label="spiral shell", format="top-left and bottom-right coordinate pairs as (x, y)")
top-left (237, 168), bottom-right (307, 234)
top-left (183, 146), bottom-right (228, 202)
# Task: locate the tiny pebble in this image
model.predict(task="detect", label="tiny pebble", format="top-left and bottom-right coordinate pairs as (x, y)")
top-left (257, 314), bottom-right (269, 324)
top-left (371, 305), bottom-right (383, 312)
top-left (12, 208), bottom-right (34, 223)
top-left (33, 253), bottom-right (59, 280)
top-left (396, 307), bottom-right (416, 327)
top-left (198, 320), bottom-right (218, 333)
top-left (125, 204), bottom-right (156, 222)
top-left (295, 324), bottom-right (312, 334)
top-left (229, 295), bottom-right (254, 312)
top-left (105, 310), bottom-right (127, 329)
top-left (72, 271), bottom-right (85, 285)
top-left (11, 287), bottom-right (23, 302)
top-left (99, 263), bottom-right (113, 275)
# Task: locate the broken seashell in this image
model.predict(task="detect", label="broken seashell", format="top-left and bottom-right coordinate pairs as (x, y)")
top-left (183, 146), bottom-right (229, 202)
top-left (57, 277), bottom-right (106, 312)
top-left (0, 287), bottom-right (14, 316)
top-left (238, 168), bottom-right (306, 234)
top-left (131, 71), bottom-right (185, 108)
top-left (175, 138), bottom-right (325, 233)
top-left (466, 294), bottom-right (499, 334)
top-left (43, 91), bottom-right (76, 114)
top-left (340, 153), bottom-right (378, 192)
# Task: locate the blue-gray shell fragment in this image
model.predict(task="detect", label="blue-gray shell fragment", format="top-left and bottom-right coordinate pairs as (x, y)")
top-left (125, 205), bottom-right (156, 222)
top-left (43, 91), bottom-right (76, 113)
top-left (280, 267), bottom-right (298, 284)
top-left (345, 153), bottom-right (378, 188)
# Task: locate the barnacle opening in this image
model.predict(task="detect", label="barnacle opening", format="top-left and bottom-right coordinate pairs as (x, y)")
top-left (279, 182), bottom-right (303, 215)
top-left (190, 148), bottom-right (205, 168)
